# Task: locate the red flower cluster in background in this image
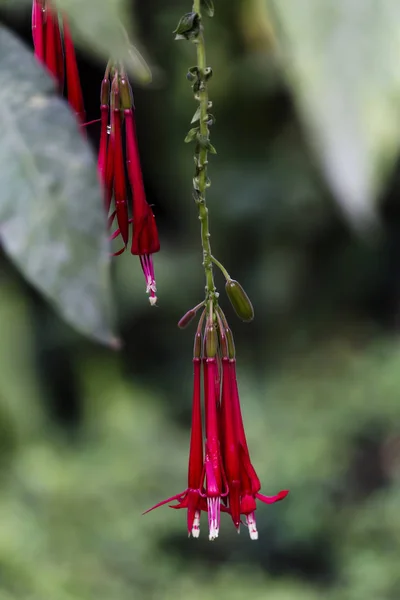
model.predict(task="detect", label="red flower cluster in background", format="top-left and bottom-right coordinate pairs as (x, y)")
top-left (31, 2), bottom-right (160, 303)
top-left (145, 306), bottom-right (289, 540)
top-left (32, 0), bottom-right (85, 122)
top-left (98, 66), bottom-right (160, 304)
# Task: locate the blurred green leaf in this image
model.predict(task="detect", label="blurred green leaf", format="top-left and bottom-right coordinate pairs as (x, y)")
top-left (0, 0), bottom-right (152, 83)
top-left (0, 26), bottom-right (116, 345)
top-left (53, 0), bottom-right (152, 84)
top-left (268, 0), bottom-right (400, 227)
top-left (201, 0), bottom-right (215, 17)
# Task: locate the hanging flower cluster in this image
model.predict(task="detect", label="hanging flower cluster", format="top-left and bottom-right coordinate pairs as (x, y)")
top-left (31, 0), bottom-right (85, 122)
top-left (145, 300), bottom-right (289, 540)
top-left (97, 65), bottom-right (160, 304)
top-left (31, 2), bottom-right (160, 304)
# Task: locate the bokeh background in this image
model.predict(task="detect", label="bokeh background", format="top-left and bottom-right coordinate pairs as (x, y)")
top-left (1, 0), bottom-right (400, 599)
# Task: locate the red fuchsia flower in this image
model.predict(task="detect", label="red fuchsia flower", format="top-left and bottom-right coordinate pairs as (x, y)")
top-left (31, 1), bottom-right (85, 123)
top-left (145, 306), bottom-right (288, 540)
top-left (98, 66), bottom-right (160, 304)
top-left (144, 356), bottom-right (206, 537)
top-left (203, 356), bottom-right (227, 539)
top-left (224, 357), bottom-right (288, 539)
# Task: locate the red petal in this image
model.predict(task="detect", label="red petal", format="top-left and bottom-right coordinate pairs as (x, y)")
top-left (124, 109), bottom-right (147, 216)
top-left (142, 490), bottom-right (188, 514)
top-left (256, 490), bottom-right (289, 504)
top-left (131, 204), bottom-right (160, 256)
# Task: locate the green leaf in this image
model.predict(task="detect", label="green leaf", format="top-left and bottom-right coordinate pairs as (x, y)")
top-left (191, 106), bottom-right (201, 123)
top-left (0, 0), bottom-right (152, 84)
top-left (184, 127), bottom-right (200, 143)
top-left (201, 0), bottom-right (215, 17)
top-left (268, 0), bottom-right (400, 227)
top-left (0, 26), bottom-right (117, 346)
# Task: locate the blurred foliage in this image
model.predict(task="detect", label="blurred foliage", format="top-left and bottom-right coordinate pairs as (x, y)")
top-left (0, 0), bottom-right (400, 599)
top-left (0, 25), bottom-right (114, 346)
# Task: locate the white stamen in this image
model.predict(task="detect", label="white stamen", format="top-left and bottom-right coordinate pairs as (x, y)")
top-left (191, 510), bottom-right (201, 538)
top-left (149, 295), bottom-right (157, 306)
top-left (246, 512), bottom-right (258, 540)
top-left (207, 497), bottom-right (220, 541)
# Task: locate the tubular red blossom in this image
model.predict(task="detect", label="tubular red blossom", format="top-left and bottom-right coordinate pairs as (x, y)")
top-left (32, 0), bottom-right (45, 63)
top-left (144, 358), bottom-right (206, 538)
top-left (98, 77), bottom-right (110, 186)
top-left (44, 5), bottom-right (59, 81)
top-left (111, 105), bottom-right (129, 246)
top-left (31, 1), bottom-right (85, 121)
top-left (220, 357), bottom-right (241, 529)
top-left (228, 358), bottom-right (289, 538)
top-left (104, 125), bottom-right (115, 215)
top-left (203, 357), bottom-right (225, 540)
top-left (145, 309), bottom-right (288, 540)
top-left (97, 71), bottom-right (160, 302)
top-left (63, 18), bottom-right (85, 122)
top-left (98, 105), bottom-right (109, 184)
top-left (124, 108), bottom-right (148, 216)
top-left (124, 109), bottom-right (160, 257)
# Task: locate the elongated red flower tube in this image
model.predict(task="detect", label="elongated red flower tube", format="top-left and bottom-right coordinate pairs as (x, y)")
top-left (145, 307), bottom-right (288, 540)
top-left (98, 66), bottom-right (160, 303)
top-left (111, 101), bottom-right (129, 247)
top-left (44, 4), bottom-right (59, 80)
top-left (32, 0), bottom-right (45, 63)
top-left (98, 78), bottom-right (110, 187)
top-left (63, 18), bottom-right (85, 122)
top-left (220, 357), bottom-right (241, 529)
top-left (203, 357), bottom-right (225, 539)
top-left (144, 357), bottom-right (206, 538)
top-left (31, 1), bottom-right (85, 121)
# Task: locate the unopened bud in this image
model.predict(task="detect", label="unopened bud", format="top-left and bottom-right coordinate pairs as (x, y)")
top-left (225, 327), bottom-right (235, 358)
top-left (178, 308), bottom-right (197, 329)
top-left (119, 75), bottom-right (133, 109)
top-left (225, 279), bottom-right (254, 322)
top-left (100, 78), bottom-right (110, 106)
top-left (193, 331), bottom-right (202, 358)
top-left (205, 325), bottom-right (218, 357)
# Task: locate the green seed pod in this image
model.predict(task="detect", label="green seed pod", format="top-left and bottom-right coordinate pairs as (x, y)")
top-left (205, 325), bottom-right (218, 357)
top-left (225, 279), bottom-right (254, 322)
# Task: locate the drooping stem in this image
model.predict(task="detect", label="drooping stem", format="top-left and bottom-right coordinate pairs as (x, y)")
top-left (192, 0), bottom-right (216, 300)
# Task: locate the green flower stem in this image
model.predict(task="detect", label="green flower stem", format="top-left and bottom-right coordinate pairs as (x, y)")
top-left (211, 255), bottom-right (231, 280)
top-left (192, 0), bottom-right (216, 300)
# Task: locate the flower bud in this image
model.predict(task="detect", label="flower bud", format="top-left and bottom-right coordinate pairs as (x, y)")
top-left (225, 326), bottom-right (235, 358)
top-left (178, 308), bottom-right (197, 329)
top-left (205, 325), bottom-right (218, 357)
top-left (225, 279), bottom-right (254, 322)
top-left (119, 75), bottom-right (133, 110)
top-left (193, 331), bottom-right (203, 358)
top-left (100, 77), bottom-right (110, 106)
